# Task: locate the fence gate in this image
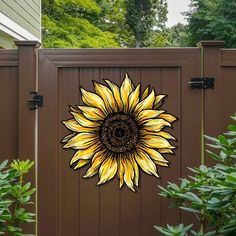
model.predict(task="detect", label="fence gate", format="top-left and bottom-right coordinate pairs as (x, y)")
top-left (1, 41), bottom-right (236, 236)
top-left (38, 46), bottom-right (202, 236)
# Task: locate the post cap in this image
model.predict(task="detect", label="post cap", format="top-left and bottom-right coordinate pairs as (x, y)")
top-left (15, 40), bottom-right (41, 48)
top-left (197, 40), bottom-right (225, 48)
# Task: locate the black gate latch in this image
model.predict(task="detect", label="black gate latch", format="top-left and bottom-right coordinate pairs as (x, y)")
top-left (189, 77), bottom-right (214, 89)
top-left (28, 91), bottom-right (43, 110)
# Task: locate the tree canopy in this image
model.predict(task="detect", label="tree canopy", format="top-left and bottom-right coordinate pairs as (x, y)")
top-left (42, 0), bottom-right (236, 48)
top-left (42, 0), bottom-right (119, 48)
top-left (185, 0), bottom-right (236, 47)
top-left (42, 0), bottom-right (167, 48)
top-left (124, 0), bottom-right (167, 47)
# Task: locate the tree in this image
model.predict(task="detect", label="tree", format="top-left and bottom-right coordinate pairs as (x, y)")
top-left (42, 0), bottom-right (119, 48)
top-left (185, 0), bottom-right (236, 47)
top-left (124, 0), bottom-right (168, 47)
top-left (150, 23), bottom-right (190, 47)
top-left (42, 0), bottom-right (169, 48)
top-left (95, 0), bottom-right (134, 47)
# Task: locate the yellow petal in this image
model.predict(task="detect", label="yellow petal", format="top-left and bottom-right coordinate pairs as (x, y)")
top-left (141, 135), bottom-right (173, 149)
top-left (70, 142), bottom-right (101, 166)
top-left (69, 106), bottom-right (80, 113)
top-left (154, 161), bottom-right (169, 167)
top-left (97, 156), bottom-right (117, 185)
top-left (61, 132), bottom-right (75, 143)
top-left (134, 90), bottom-right (155, 114)
top-left (80, 87), bottom-right (108, 115)
top-left (120, 73), bottom-right (133, 112)
top-left (83, 150), bottom-right (107, 178)
top-left (71, 112), bottom-right (100, 128)
top-left (153, 95), bottom-right (166, 109)
top-left (130, 155), bottom-right (139, 187)
top-left (105, 80), bottom-right (123, 111)
top-left (141, 86), bottom-right (150, 100)
top-left (140, 130), bottom-right (176, 140)
top-left (62, 119), bottom-right (97, 133)
top-left (93, 81), bottom-right (118, 113)
top-left (140, 146), bottom-right (169, 163)
top-left (143, 118), bottom-right (171, 132)
top-left (135, 149), bottom-right (159, 177)
top-left (159, 113), bottom-right (177, 123)
top-left (123, 157), bottom-right (135, 192)
top-left (73, 159), bottom-right (90, 169)
top-left (117, 156), bottom-right (125, 188)
top-left (63, 119), bottom-right (98, 132)
top-left (129, 84), bottom-right (140, 111)
top-left (136, 110), bottom-right (165, 124)
top-left (63, 133), bottom-right (97, 149)
top-left (159, 148), bottom-right (174, 154)
top-left (77, 106), bottom-right (105, 121)
top-left (156, 131), bottom-right (176, 140)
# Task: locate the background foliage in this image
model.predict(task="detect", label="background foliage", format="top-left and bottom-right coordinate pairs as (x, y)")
top-left (42, 0), bottom-right (236, 48)
top-left (185, 0), bottom-right (236, 47)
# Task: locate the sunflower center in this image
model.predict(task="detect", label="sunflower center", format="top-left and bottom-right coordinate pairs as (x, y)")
top-left (100, 112), bottom-right (139, 153)
top-left (115, 128), bottom-right (125, 138)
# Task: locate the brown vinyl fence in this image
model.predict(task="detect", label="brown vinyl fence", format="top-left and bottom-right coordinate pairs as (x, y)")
top-left (0, 41), bottom-right (236, 236)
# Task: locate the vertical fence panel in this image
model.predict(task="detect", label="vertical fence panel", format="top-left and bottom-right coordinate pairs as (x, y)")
top-left (140, 68), bottom-right (162, 236)
top-left (0, 66), bottom-right (18, 160)
top-left (79, 68), bottom-right (101, 236)
top-left (160, 67), bottom-right (181, 227)
top-left (119, 68), bottom-right (141, 236)
top-left (180, 48), bottom-right (202, 228)
top-left (58, 68), bottom-right (80, 236)
top-left (99, 68), bottom-right (121, 236)
top-left (15, 41), bottom-right (40, 234)
top-left (38, 51), bottom-right (59, 236)
top-left (200, 41), bottom-right (225, 166)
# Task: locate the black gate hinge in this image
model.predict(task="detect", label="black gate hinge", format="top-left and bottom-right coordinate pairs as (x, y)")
top-left (189, 77), bottom-right (214, 89)
top-left (28, 91), bottom-right (43, 110)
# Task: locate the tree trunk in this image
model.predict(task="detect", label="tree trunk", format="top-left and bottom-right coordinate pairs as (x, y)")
top-left (135, 31), bottom-right (142, 48)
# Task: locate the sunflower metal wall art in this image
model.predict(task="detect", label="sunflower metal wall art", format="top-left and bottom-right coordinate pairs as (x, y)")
top-left (62, 73), bottom-right (177, 192)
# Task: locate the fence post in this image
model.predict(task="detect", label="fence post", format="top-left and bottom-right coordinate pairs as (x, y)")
top-left (197, 40), bottom-right (224, 165)
top-left (15, 40), bottom-right (40, 234)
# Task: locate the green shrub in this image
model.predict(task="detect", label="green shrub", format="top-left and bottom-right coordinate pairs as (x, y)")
top-left (0, 159), bottom-right (35, 235)
top-left (155, 114), bottom-right (236, 235)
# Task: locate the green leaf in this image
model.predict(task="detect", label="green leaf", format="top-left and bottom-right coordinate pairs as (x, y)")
top-left (180, 206), bottom-right (201, 214)
top-left (228, 124), bottom-right (236, 131)
top-left (204, 135), bottom-right (218, 143)
top-left (206, 150), bottom-right (221, 161)
top-left (0, 160), bottom-right (8, 171)
top-left (154, 226), bottom-right (173, 235)
top-left (218, 135), bottom-right (228, 145)
top-left (226, 172), bottom-right (236, 183)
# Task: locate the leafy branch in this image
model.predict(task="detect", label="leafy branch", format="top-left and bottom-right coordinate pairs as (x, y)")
top-left (155, 113), bottom-right (236, 235)
top-left (0, 159), bottom-right (35, 236)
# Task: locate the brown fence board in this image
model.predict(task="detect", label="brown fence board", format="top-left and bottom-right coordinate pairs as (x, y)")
top-left (120, 68), bottom-right (142, 236)
top-left (99, 67), bottom-right (121, 236)
top-left (140, 68), bottom-right (162, 236)
top-left (220, 49), bottom-right (236, 131)
top-left (38, 54), bottom-right (59, 236)
top-left (160, 67), bottom-right (181, 227)
top-left (180, 49), bottom-right (202, 228)
top-left (79, 68), bottom-right (101, 236)
top-left (221, 66), bottom-right (236, 128)
top-left (58, 68), bottom-right (80, 236)
top-left (0, 66), bottom-right (18, 160)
